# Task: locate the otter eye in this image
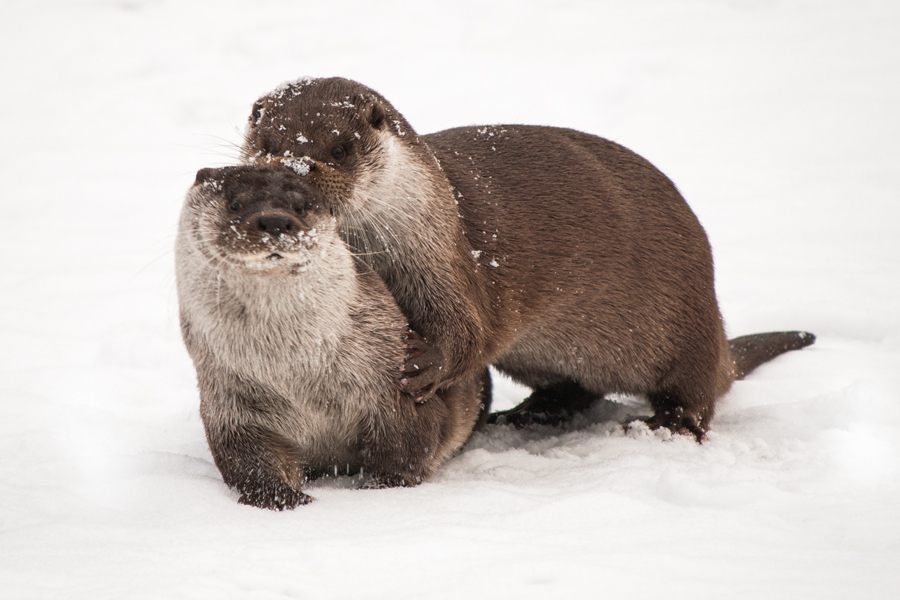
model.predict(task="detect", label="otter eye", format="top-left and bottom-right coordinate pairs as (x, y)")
top-left (294, 203), bottom-right (307, 217)
top-left (228, 200), bottom-right (242, 213)
top-left (330, 145), bottom-right (347, 161)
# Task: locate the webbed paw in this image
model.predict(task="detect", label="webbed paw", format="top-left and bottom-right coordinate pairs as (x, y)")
top-left (399, 329), bottom-right (445, 403)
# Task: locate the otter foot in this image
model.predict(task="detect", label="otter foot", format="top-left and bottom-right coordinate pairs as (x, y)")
top-left (641, 410), bottom-right (708, 443)
top-left (365, 472), bottom-right (424, 489)
top-left (238, 483), bottom-right (313, 510)
top-left (488, 406), bottom-right (578, 428)
top-left (644, 391), bottom-right (710, 443)
top-left (400, 329), bottom-right (445, 402)
top-left (487, 380), bottom-right (601, 428)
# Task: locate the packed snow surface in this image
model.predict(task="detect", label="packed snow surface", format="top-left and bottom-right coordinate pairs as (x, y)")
top-left (1, 1), bottom-right (898, 598)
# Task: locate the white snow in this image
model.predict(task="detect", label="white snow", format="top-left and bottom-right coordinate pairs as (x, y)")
top-left (1, 1), bottom-right (899, 598)
top-left (282, 156), bottom-right (312, 176)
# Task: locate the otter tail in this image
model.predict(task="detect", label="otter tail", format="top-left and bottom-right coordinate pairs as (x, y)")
top-left (729, 331), bottom-right (815, 380)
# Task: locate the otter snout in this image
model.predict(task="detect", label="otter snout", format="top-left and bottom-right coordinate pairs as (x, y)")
top-left (254, 212), bottom-right (303, 237)
top-left (186, 165), bottom-right (329, 269)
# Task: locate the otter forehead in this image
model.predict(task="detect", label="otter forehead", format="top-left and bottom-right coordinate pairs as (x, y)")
top-left (250, 77), bottom-right (380, 142)
top-left (243, 77), bottom-right (411, 169)
top-left (194, 164), bottom-right (320, 202)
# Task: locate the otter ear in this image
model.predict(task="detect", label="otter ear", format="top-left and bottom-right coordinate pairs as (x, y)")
top-left (366, 102), bottom-right (386, 130)
top-left (194, 167), bottom-right (217, 186)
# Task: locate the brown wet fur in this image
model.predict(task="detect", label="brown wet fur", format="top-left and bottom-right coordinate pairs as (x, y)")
top-left (176, 165), bottom-right (491, 509)
top-left (241, 77), bottom-right (815, 441)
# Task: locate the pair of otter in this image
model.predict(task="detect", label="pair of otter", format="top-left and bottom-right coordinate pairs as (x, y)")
top-left (176, 77), bottom-right (814, 509)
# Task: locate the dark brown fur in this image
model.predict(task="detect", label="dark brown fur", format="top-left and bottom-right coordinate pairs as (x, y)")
top-left (175, 165), bottom-right (490, 509)
top-left (241, 77), bottom-right (814, 439)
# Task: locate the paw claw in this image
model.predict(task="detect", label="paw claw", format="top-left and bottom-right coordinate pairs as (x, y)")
top-left (398, 329), bottom-right (445, 397)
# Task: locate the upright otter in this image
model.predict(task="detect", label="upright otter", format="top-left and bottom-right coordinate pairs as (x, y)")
top-left (175, 165), bottom-right (490, 509)
top-left (241, 77), bottom-right (814, 439)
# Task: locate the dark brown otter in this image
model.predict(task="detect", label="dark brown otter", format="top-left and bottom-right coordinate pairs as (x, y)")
top-left (175, 165), bottom-right (490, 509)
top-left (240, 77), bottom-right (814, 439)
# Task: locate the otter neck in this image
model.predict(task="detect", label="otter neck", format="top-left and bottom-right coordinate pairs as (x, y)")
top-left (342, 133), bottom-right (470, 283)
top-left (180, 241), bottom-right (359, 392)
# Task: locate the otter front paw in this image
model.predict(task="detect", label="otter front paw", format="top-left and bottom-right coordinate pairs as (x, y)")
top-left (237, 481), bottom-right (313, 510)
top-left (399, 329), bottom-right (445, 403)
top-left (369, 472), bottom-right (424, 488)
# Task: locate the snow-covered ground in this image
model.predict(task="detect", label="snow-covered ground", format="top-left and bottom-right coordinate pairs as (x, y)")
top-left (1, 1), bottom-right (898, 597)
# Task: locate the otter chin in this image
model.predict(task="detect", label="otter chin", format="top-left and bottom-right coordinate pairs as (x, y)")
top-left (176, 165), bottom-right (491, 510)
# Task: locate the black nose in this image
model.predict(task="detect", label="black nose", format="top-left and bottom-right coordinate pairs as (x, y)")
top-left (256, 214), bottom-right (296, 236)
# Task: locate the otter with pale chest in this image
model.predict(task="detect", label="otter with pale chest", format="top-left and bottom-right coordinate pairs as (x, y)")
top-left (176, 165), bottom-right (490, 509)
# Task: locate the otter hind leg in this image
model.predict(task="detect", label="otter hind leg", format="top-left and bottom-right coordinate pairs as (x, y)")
top-left (487, 379), bottom-right (602, 428)
top-left (643, 389), bottom-right (714, 442)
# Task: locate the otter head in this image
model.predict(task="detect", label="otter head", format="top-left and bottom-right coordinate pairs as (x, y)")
top-left (240, 77), bottom-right (422, 221)
top-left (183, 165), bottom-right (334, 274)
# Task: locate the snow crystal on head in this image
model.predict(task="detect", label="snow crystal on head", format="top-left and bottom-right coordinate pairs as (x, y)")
top-left (282, 157), bottom-right (312, 176)
top-left (267, 77), bottom-right (315, 99)
top-left (475, 126), bottom-right (507, 138)
top-left (201, 178), bottom-right (222, 192)
top-left (296, 133), bottom-right (309, 144)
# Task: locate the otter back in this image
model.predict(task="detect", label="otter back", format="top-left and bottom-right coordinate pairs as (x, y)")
top-left (240, 77), bottom-right (815, 441)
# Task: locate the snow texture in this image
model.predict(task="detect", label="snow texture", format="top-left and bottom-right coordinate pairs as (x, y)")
top-left (1, 1), bottom-right (898, 598)
top-left (282, 156), bottom-right (312, 176)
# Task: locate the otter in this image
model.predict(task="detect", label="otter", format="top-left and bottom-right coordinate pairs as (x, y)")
top-left (240, 77), bottom-right (814, 439)
top-left (175, 165), bottom-right (490, 509)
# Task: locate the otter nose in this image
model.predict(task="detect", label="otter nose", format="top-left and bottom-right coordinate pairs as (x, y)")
top-left (256, 214), bottom-right (296, 236)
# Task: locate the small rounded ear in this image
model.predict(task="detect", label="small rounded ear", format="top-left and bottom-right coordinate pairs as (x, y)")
top-left (194, 167), bottom-right (217, 186)
top-left (366, 102), bottom-right (386, 129)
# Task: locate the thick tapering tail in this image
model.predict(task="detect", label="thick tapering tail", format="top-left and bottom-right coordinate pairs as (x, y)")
top-left (729, 331), bottom-right (815, 380)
